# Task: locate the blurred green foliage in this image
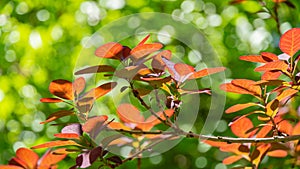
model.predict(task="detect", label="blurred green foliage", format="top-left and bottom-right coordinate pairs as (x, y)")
top-left (0, 0), bottom-right (300, 168)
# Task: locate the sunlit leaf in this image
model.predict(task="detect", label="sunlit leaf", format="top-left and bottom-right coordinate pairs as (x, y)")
top-left (293, 121), bottom-right (300, 135)
top-left (38, 149), bottom-right (66, 168)
top-left (225, 102), bottom-right (259, 114)
top-left (221, 79), bottom-right (261, 97)
top-left (40, 98), bottom-right (63, 103)
top-left (40, 110), bottom-right (75, 124)
top-left (254, 61), bottom-right (289, 73)
top-left (80, 82), bottom-right (117, 101)
top-left (130, 43), bottom-right (163, 62)
top-left (251, 144), bottom-right (271, 167)
top-left (276, 88), bottom-right (298, 101)
top-left (223, 155), bottom-right (243, 165)
top-left (189, 67), bottom-right (226, 79)
top-left (240, 52), bottom-right (278, 63)
top-left (15, 148), bottom-right (39, 169)
top-left (230, 117), bottom-right (256, 137)
top-left (74, 65), bottom-right (116, 75)
top-left (142, 109), bottom-right (174, 130)
top-left (279, 28), bottom-right (300, 57)
top-left (0, 166), bottom-right (23, 169)
top-left (31, 140), bottom-right (81, 149)
top-left (95, 42), bottom-right (130, 60)
top-left (49, 79), bottom-right (73, 100)
top-left (54, 133), bottom-right (80, 139)
top-left (261, 71), bottom-right (282, 80)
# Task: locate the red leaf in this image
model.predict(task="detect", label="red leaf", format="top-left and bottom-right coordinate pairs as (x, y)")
top-left (223, 155), bottom-right (242, 165)
top-left (130, 43), bottom-right (163, 62)
top-left (74, 65), bottom-right (116, 75)
top-left (40, 110), bottom-right (74, 124)
top-left (255, 61), bottom-right (288, 73)
top-left (40, 98), bottom-right (63, 103)
top-left (15, 148), bottom-right (39, 169)
top-left (39, 150), bottom-right (66, 168)
top-left (230, 117), bottom-right (256, 138)
top-left (49, 79), bottom-right (73, 100)
top-left (279, 28), bottom-right (300, 56)
top-left (95, 42), bottom-right (125, 60)
top-left (225, 102), bottom-right (258, 114)
top-left (54, 133), bottom-right (80, 139)
top-left (31, 140), bottom-right (80, 149)
top-left (189, 67), bottom-right (226, 79)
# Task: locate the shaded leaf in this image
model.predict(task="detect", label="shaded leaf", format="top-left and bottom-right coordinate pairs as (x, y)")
top-left (107, 156), bottom-right (122, 165)
top-left (80, 82), bottom-right (117, 101)
top-left (61, 123), bottom-right (83, 136)
top-left (75, 65), bottom-right (116, 75)
top-left (279, 28), bottom-right (300, 57)
top-left (40, 110), bottom-right (74, 124)
top-left (265, 99), bottom-right (279, 117)
top-left (40, 98), bottom-right (63, 103)
top-left (49, 79), bottom-right (73, 100)
top-left (151, 50), bottom-right (172, 73)
top-left (251, 144), bottom-right (271, 167)
top-left (95, 42), bottom-right (129, 60)
top-left (117, 104), bottom-right (144, 124)
top-left (82, 115), bottom-right (108, 133)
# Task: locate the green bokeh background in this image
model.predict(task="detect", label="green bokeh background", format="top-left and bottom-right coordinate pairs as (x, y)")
top-left (0, 0), bottom-right (299, 168)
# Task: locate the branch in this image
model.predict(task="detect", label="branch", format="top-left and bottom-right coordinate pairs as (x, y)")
top-left (185, 131), bottom-right (300, 143)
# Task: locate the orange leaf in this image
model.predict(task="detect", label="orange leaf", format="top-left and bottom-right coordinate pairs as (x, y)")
top-left (39, 150), bottom-right (66, 168)
top-left (40, 110), bottom-right (74, 124)
top-left (225, 103), bottom-right (258, 114)
top-left (31, 140), bottom-right (80, 149)
top-left (141, 109), bottom-right (175, 130)
top-left (130, 43), bottom-right (163, 62)
top-left (255, 61), bottom-right (289, 73)
top-left (151, 50), bottom-right (172, 73)
top-left (277, 120), bottom-right (293, 135)
top-left (82, 115), bottom-right (108, 133)
top-left (230, 117), bottom-right (255, 138)
top-left (276, 88), bottom-right (298, 101)
top-left (15, 148), bottom-right (39, 169)
top-left (73, 77), bottom-right (85, 96)
top-left (279, 28), bottom-right (300, 56)
top-left (292, 121), bottom-right (300, 135)
top-left (267, 149), bottom-right (288, 157)
top-left (107, 121), bottom-right (131, 130)
top-left (40, 98), bottom-right (63, 103)
top-left (223, 155), bottom-right (242, 165)
top-left (137, 34), bottom-right (150, 46)
top-left (220, 83), bottom-right (254, 95)
top-left (49, 79), bottom-right (73, 100)
top-left (81, 82), bottom-right (117, 101)
top-left (0, 166), bottom-right (24, 169)
top-left (74, 65), bottom-right (116, 75)
top-left (189, 67), bottom-right (226, 79)
top-left (240, 53), bottom-right (278, 63)
top-left (54, 133), bottom-right (80, 140)
top-left (95, 42), bottom-right (126, 60)
top-left (117, 104), bottom-right (144, 124)
top-left (261, 71), bottom-right (282, 80)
